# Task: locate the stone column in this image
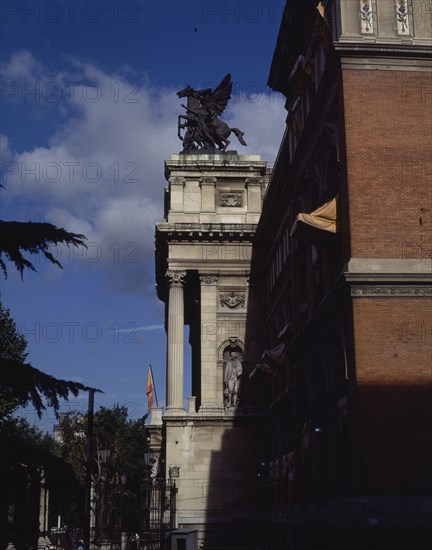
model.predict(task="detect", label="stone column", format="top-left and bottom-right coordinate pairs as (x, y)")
top-left (199, 273), bottom-right (219, 410)
top-left (166, 270), bottom-right (187, 414)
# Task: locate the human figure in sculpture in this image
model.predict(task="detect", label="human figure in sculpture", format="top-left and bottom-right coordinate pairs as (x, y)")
top-left (224, 352), bottom-right (242, 407)
top-left (177, 74), bottom-right (247, 152)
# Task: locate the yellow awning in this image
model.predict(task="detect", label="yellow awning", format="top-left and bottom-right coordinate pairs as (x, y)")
top-left (290, 196), bottom-right (338, 243)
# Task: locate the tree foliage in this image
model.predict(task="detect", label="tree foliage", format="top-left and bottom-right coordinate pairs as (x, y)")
top-left (0, 220), bottom-right (87, 277)
top-left (0, 302), bottom-right (29, 417)
top-left (57, 404), bottom-right (149, 487)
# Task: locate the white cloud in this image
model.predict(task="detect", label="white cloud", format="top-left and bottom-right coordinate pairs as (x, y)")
top-left (1, 50), bottom-right (44, 81)
top-left (2, 52), bottom-right (286, 293)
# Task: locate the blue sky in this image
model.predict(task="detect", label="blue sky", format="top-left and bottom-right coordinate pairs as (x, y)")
top-left (1, 0), bottom-right (286, 430)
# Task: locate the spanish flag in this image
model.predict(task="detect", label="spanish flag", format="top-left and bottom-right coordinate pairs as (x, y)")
top-left (146, 366), bottom-right (154, 411)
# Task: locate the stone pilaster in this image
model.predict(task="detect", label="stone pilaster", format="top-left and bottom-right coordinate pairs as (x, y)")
top-left (199, 273), bottom-right (219, 409)
top-left (165, 270), bottom-right (187, 414)
top-left (199, 176), bottom-right (217, 212)
top-left (169, 177), bottom-right (186, 212)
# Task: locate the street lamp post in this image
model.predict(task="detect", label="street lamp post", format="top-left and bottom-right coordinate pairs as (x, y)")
top-left (97, 448), bottom-right (111, 549)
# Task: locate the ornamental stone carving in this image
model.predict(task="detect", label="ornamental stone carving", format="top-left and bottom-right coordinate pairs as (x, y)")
top-left (360, 1), bottom-right (374, 34)
top-left (219, 193), bottom-right (243, 207)
top-left (165, 270), bottom-right (187, 287)
top-left (219, 291), bottom-right (246, 308)
top-left (245, 177), bottom-right (264, 186)
top-left (396, 0), bottom-right (409, 35)
top-left (200, 274), bottom-right (218, 285)
top-left (199, 176), bottom-right (217, 186)
top-left (170, 177), bottom-right (186, 186)
top-left (351, 286), bottom-right (432, 297)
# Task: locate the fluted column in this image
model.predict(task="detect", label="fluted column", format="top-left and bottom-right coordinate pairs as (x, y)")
top-left (165, 269), bottom-right (186, 414)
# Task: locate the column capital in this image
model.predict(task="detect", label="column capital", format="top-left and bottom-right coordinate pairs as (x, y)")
top-left (199, 273), bottom-right (218, 285)
top-left (166, 270), bottom-right (186, 287)
top-left (245, 177), bottom-right (264, 186)
top-left (199, 176), bottom-right (217, 187)
top-left (169, 176), bottom-right (186, 186)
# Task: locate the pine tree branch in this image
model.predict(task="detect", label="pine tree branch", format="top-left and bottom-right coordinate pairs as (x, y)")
top-left (0, 358), bottom-right (100, 418)
top-left (0, 221), bottom-right (87, 277)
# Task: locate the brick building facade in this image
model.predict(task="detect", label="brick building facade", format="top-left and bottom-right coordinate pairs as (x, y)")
top-left (246, 1), bottom-right (432, 548)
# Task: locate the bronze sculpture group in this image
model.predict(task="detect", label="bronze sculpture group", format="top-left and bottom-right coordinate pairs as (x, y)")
top-left (177, 73), bottom-right (247, 152)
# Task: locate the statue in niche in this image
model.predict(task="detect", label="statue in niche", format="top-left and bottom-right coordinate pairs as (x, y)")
top-left (223, 349), bottom-right (243, 408)
top-left (177, 73), bottom-right (247, 152)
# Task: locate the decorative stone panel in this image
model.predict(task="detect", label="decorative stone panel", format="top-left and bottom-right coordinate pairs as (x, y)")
top-left (219, 291), bottom-right (246, 308)
top-left (200, 274), bottom-right (218, 285)
top-left (360, 1), bottom-right (374, 34)
top-left (219, 193), bottom-right (243, 207)
top-left (351, 286), bottom-right (432, 297)
top-left (396, 0), bottom-right (410, 35)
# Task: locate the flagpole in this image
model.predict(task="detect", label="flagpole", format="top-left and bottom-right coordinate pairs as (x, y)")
top-left (150, 364), bottom-right (159, 407)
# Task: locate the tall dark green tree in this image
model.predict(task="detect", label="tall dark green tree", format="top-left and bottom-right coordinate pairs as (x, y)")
top-left (0, 220), bottom-right (86, 277)
top-left (0, 302), bottom-right (28, 418)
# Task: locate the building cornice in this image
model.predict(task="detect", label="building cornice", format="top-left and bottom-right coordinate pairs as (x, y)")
top-left (351, 286), bottom-right (432, 297)
top-left (156, 222), bottom-right (257, 242)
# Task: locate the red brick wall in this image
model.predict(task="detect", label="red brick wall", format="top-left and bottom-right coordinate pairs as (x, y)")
top-left (342, 69), bottom-right (432, 259)
top-left (352, 298), bottom-right (432, 494)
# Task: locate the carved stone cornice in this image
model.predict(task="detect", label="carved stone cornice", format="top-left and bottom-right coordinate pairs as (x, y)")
top-left (169, 177), bottom-right (186, 186)
top-left (199, 176), bottom-right (217, 187)
top-left (219, 193), bottom-right (243, 207)
top-left (200, 274), bottom-right (218, 285)
top-left (166, 270), bottom-right (187, 287)
top-left (351, 286), bottom-right (432, 297)
top-left (219, 291), bottom-right (246, 308)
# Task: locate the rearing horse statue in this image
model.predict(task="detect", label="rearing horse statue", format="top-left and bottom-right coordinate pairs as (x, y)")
top-left (177, 74), bottom-right (247, 152)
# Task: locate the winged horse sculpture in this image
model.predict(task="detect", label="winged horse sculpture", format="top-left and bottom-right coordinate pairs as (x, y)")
top-left (177, 74), bottom-right (247, 152)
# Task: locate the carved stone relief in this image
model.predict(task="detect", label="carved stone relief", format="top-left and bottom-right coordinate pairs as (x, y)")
top-left (219, 193), bottom-right (243, 207)
top-left (170, 177), bottom-right (186, 186)
top-left (199, 176), bottom-right (217, 186)
top-left (360, 1), bottom-right (374, 34)
top-left (165, 270), bottom-right (187, 286)
top-left (245, 177), bottom-right (264, 186)
top-left (200, 274), bottom-right (218, 285)
top-left (219, 291), bottom-right (246, 308)
top-left (351, 286), bottom-right (432, 297)
top-left (396, 0), bottom-right (410, 35)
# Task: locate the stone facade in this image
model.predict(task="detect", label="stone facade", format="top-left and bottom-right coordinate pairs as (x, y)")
top-left (153, 154), bottom-right (269, 547)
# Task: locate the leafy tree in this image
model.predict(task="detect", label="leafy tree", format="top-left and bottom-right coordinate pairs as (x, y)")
top-left (57, 404), bottom-right (149, 485)
top-left (0, 301), bottom-right (28, 417)
top-left (0, 220), bottom-right (86, 277)
top-left (57, 405), bottom-right (150, 532)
